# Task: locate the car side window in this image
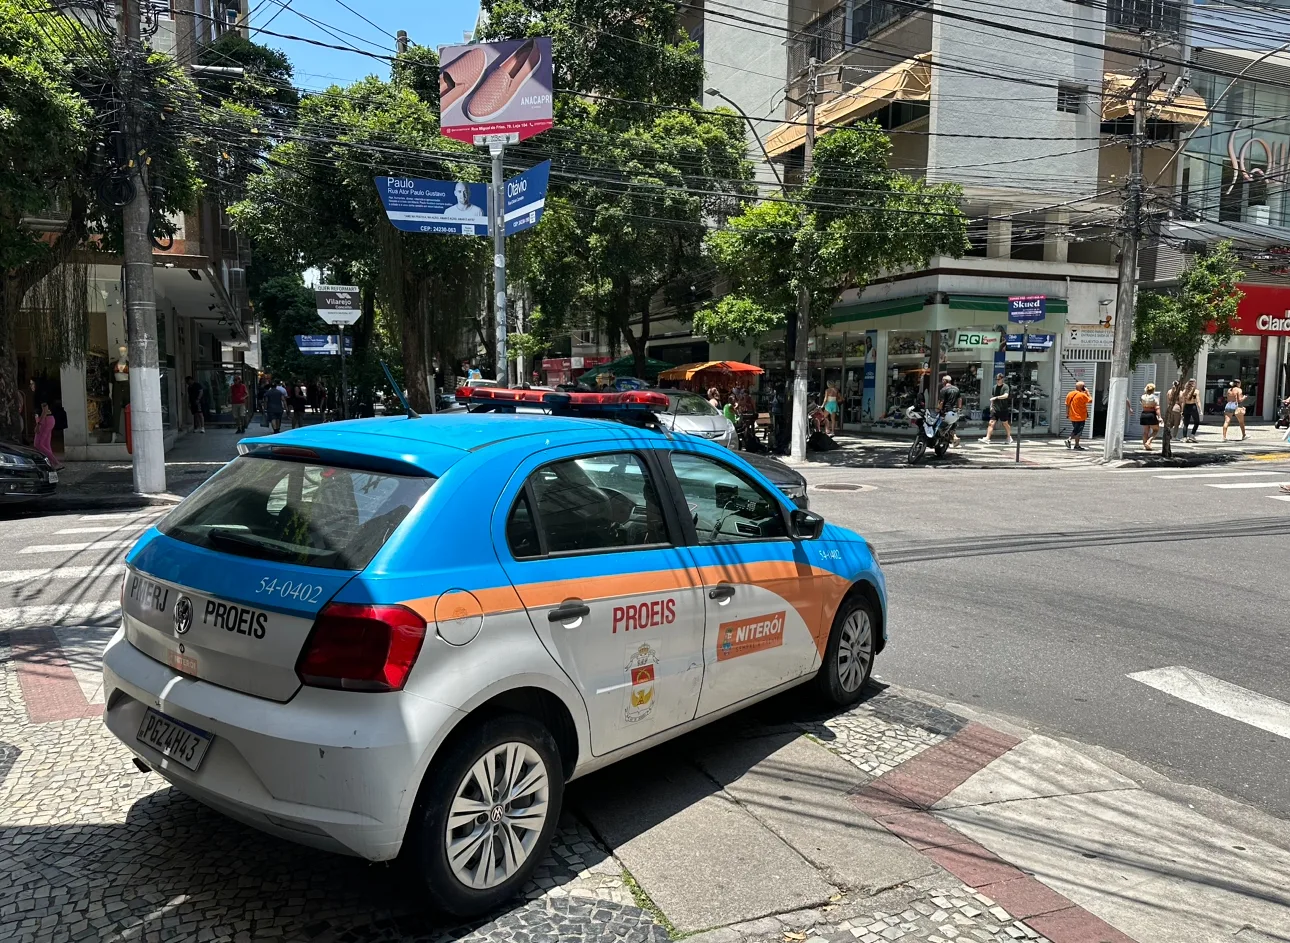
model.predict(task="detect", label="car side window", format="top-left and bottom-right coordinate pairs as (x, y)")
top-left (506, 491), bottom-right (541, 559)
top-left (524, 453), bottom-right (670, 556)
top-left (669, 453), bottom-right (788, 544)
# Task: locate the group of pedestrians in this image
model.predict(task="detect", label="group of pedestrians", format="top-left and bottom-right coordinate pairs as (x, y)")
top-left (185, 374), bottom-right (319, 436)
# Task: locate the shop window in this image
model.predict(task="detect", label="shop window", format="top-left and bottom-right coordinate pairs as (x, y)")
top-left (1057, 83), bottom-right (1085, 115)
top-left (1219, 165), bottom-right (1244, 222)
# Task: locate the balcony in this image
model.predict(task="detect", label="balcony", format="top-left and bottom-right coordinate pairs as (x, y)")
top-left (786, 0), bottom-right (931, 79)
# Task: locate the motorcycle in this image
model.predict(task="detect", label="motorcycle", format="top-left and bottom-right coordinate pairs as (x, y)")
top-left (1276, 399), bottom-right (1290, 430)
top-left (906, 404), bottom-right (960, 465)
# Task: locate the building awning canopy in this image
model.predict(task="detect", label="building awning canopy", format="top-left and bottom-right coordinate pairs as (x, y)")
top-left (1102, 73), bottom-right (1209, 126)
top-left (765, 54), bottom-right (932, 159)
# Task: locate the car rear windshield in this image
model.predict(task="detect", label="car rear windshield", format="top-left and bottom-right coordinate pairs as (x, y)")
top-left (670, 393), bottom-right (719, 416)
top-left (158, 457), bottom-right (432, 570)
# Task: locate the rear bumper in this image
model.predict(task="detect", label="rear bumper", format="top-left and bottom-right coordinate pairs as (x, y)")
top-left (101, 628), bottom-right (464, 860)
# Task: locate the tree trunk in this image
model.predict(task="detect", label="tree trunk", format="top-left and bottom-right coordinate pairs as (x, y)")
top-left (0, 277), bottom-right (22, 440)
top-left (399, 274), bottom-right (433, 414)
top-left (631, 294), bottom-right (651, 378)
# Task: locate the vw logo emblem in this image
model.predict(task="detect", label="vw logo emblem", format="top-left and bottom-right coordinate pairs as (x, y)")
top-left (490, 805), bottom-right (503, 824)
top-left (173, 595), bottom-right (193, 636)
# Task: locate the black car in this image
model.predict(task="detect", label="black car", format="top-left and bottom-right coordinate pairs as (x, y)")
top-left (0, 440), bottom-right (59, 502)
top-left (741, 451), bottom-right (808, 509)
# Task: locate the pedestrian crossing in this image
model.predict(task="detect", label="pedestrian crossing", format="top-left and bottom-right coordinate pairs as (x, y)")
top-left (1134, 467), bottom-right (1290, 503)
top-left (1129, 667), bottom-right (1290, 742)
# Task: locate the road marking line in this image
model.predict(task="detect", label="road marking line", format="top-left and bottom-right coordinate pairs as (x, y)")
top-left (1128, 666), bottom-right (1290, 741)
top-left (1269, 495), bottom-right (1290, 502)
top-left (18, 539), bottom-right (137, 553)
top-left (55, 525), bottom-right (149, 535)
top-left (0, 564), bottom-right (125, 585)
top-left (1205, 480), bottom-right (1290, 490)
top-left (1152, 471), bottom-right (1277, 480)
top-left (79, 511), bottom-right (163, 521)
top-left (0, 602), bottom-right (120, 630)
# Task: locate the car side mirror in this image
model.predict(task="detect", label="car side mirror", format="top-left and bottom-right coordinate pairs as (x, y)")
top-left (790, 508), bottom-right (824, 540)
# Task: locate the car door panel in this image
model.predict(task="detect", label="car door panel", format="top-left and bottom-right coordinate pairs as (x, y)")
top-left (493, 448), bottom-right (707, 757)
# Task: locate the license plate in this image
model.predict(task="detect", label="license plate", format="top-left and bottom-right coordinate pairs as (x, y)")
top-left (137, 708), bottom-right (213, 771)
top-left (47, 471), bottom-right (58, 483)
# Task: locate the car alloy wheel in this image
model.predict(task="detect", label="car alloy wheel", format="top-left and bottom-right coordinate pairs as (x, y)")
top-left (445, 742), bottom-right (550, 890)
top-left (836, 609), bottom-right (873, 693)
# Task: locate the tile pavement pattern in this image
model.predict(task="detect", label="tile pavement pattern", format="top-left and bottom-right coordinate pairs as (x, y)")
top-left (797, 691), bottom-right (967, 778)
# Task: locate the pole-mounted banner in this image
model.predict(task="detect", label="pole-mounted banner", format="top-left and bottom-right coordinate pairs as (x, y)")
top-left (504, 160), bottom-right (550, 235)
top-left (438, 37), bottom-right (554, 146)
top-left (374, 177), bottom-right (490, 236)
top-left (314, 285), bottom-right (362, 325)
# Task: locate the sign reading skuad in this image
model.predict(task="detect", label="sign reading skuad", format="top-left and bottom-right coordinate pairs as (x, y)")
top-left (1008, 295), bottom-right (1047, 323)
top-left (439, 37), bottom-right (554, 145)
top-left (504, 160), bottom-right (550, 235)
top-left (374, 177), bottom-right (490, 236)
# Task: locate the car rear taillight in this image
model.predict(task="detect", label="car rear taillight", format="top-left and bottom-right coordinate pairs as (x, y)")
top-left (296, 603), bottom-right (427, 692)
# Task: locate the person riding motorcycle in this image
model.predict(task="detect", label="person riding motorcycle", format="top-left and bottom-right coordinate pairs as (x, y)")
top-left (937, 374), bottom-right (962, 446)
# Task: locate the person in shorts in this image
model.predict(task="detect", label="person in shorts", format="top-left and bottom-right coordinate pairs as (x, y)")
top-left (229, 376), bottom-right (248, 433)
top-left (1064, 380), bottom-right (1093, 450)
top-left (983, 373), bottom-right (1013, 444)
top-left (1139, 383), bottom-right (1161, 450)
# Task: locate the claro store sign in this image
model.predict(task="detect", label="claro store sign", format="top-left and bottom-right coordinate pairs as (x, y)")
top-left (1209, 284), bottom-right (1290, 335)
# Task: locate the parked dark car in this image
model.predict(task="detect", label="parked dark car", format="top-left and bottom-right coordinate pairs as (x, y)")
top-left (0, 440), bottom-right (58, 503)
top-left (741, 451), bottom-right (808, 509)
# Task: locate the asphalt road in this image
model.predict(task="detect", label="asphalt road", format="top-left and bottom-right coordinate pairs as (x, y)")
top-left (801, 460), bottom-right (1290, 821)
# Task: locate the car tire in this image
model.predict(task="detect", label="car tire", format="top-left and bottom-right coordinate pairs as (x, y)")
top-left (407, 713), bottom-right (564, 917)
top-left (814, 594), bottom-right (877, 707)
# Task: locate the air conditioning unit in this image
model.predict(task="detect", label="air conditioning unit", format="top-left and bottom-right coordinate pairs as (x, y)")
top-left (227, 267), bottom-right (246, 292)
top-left (1250, 205), bottom-right (1271, 227)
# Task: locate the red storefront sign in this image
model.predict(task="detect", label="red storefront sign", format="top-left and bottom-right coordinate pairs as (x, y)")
top-left (1210, 285), bottom-right (1290, 335)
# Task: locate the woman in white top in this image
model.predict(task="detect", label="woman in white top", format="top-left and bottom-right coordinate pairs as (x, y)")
top-left (1139, 383), bottom-right (1161, 451)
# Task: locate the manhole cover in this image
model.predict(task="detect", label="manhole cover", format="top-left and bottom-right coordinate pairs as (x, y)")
top-left (811, 482), bottom-right (875, 492)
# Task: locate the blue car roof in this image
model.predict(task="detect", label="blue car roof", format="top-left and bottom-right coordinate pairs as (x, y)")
top-left (245, 413), bottom-right (671, 475)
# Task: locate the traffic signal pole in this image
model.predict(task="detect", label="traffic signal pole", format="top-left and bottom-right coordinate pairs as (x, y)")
top-left (123, 0), bottom-right (166, 493)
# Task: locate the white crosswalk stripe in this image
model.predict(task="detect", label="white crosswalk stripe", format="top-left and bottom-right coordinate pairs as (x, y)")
top-left (1206, 480), bottom-right (1290, 489)
top-left (1129, 667), bottom-right (1290, 741)
top-left (78, 511), bottom-right (164, 522)
top-left (0, 602), bottom-right (120, 629)
top-left (18, 539), bottom-right (137, 554)
top-left (1152, 471), bottom-right (1277, 480)
top-left (0, 564), bottom-right (125, 585)
top-left (55, 525), bottom-right (151, 535)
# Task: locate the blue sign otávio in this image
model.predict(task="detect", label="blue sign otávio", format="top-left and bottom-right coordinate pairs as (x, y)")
top-left (295, 335), bottom-right (354, 356)
top-left (504, 160), bottom-right (550, 236)
top-left (374, 176), bottom-right (490, 236)
top-left (1008, 295), bottom-right (1047, 323)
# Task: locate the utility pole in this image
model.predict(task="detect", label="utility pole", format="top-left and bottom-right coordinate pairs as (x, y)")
top-left (491, 142), bottom-right (509, 386)
top-left (396, 30), bottom-right (408, 54)
top-left (122, 0), bottom-right (166, 494)
top-left (1104, 43), bottom-right (1152, 462)
top-left (789, 58), bottom-right (818, 462)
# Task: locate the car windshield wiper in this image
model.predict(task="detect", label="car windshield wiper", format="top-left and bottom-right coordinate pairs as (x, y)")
top-left (205, 527), bottom-right (338, 564)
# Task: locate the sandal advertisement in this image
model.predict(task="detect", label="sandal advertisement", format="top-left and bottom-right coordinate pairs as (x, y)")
top-left (438, 37), bottom-right (554, 145)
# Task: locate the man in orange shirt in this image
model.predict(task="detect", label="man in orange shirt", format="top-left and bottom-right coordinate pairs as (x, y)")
top-left (1065, 380), bottom-right (1093, 450)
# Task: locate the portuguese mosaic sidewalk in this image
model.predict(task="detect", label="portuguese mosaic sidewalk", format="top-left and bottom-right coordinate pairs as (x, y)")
top-left (3, 609), bottom-right (1288, 943)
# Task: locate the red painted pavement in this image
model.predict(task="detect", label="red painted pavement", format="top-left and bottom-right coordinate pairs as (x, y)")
top-left (9, 628), bottom-right (102, 724)
top-left (850, 713), bottom-right (1141, 943)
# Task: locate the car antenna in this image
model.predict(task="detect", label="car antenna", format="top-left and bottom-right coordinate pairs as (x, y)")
top-left (379, 360), bottom-right (421, 418)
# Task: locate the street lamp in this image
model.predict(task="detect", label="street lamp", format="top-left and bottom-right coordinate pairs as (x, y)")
top-left (705, 87), bottom-right (786, 192)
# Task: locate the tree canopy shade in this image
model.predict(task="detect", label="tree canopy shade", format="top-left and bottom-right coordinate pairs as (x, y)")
top-left (1131, 240), bottom-right (1245, 377)
top-left (697, 123), bottom-right (970, 343)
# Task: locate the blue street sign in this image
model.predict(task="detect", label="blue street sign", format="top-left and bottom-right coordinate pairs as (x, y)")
top-left (1005, 333), bottom-right (1055, 352)
top-left (374, 176), bottom-right (490, 236)
top-left (1008, 295), bottom-right (1047, 323)
top-left (504, 160), bottom-right (550, 236)
top-left (295, 335), bottom-right (353, 356)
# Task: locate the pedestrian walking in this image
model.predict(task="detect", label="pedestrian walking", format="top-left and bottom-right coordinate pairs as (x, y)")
top-left (1181, 378), bottom-right (1201, 441)
top-left (1064, 380), bottom-right (1093, 450)
top-left (1222, 380), bottom-right (1247, 441)
top-left (264, 380), bottom-right (287, 433)
top-left (938, 374), bottom-right (962, 446)
top-left (229, 376), bottom-right (249, 433)
top-left (982, 372), bottom-right (1013, 444)
top-left (1139, 383), bottom-right (1161, 450)
top-left (823, 382), bottom-right (840, 434)
top-left (290, 380), bottom-right (306, 429)
top-left (1165, 379), bottom-right (1184, 442)
top-left (186, 376), bottom-right (206, 433)
top-left (32, 402), bottom-right (63, 469)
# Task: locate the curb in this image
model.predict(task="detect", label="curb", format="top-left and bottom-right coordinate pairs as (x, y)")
top-left (3, 493), bottom-right (184, 516)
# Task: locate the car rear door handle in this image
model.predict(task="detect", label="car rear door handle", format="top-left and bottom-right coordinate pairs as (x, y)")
top-left (547, 602), bottom-right (590, 623)
top-left (708, 584), bottom-right (736, 601)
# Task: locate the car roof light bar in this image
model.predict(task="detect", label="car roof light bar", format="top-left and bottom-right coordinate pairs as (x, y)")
top-left (454, 387), bottom-right (669, 416)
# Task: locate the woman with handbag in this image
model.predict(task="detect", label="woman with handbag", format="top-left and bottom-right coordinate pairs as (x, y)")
top-left (1139, 383), bottom-right (1161, 451)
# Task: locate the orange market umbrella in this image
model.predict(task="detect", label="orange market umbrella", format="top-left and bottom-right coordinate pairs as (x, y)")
top-left (658, 360), bottom-right (764, 382)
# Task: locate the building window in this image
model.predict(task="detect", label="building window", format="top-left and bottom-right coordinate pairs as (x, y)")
top-left (1057, 83), bottom-right (1085, 114)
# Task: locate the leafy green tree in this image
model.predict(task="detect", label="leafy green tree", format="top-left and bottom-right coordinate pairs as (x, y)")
top-left (0, 3), bottom-right (199, 436)
top-left (1131, 240), bottom-right (1244, 377)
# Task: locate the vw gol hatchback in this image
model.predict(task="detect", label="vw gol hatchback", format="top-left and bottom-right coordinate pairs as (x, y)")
top-left (103, 389), bottom-right (886, 915)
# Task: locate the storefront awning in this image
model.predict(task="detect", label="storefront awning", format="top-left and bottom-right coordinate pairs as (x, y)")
top-left (1102, 73), bottom-right (1209, 126)
top-left (765, 55), bottom-right (932, 159)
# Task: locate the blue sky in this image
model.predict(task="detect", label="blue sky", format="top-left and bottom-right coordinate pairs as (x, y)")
top-left (249, 0), bottom-right (481, 89)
